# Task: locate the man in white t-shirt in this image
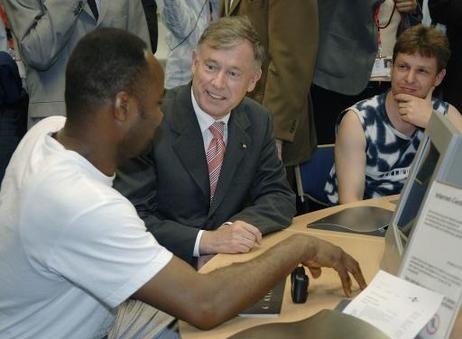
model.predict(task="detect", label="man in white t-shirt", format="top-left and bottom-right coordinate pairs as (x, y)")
top-left (0, 28), bottom-right (367, 338)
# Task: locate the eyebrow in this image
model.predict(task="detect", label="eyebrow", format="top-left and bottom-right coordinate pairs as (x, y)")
top-left (203, 58), bottom-right (244, 72)
top-left (203, 58), bottom-right (218, 64)
top-left (398, 60), bottom-right (433, 69)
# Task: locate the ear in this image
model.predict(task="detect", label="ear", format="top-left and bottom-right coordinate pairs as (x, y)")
top-left (114, 91), bottom-right (131, 123)
top-left (433, 68), bottom-right (446, 87)
top-left (246, 68), bottom-right (262, 93)
top-left (191, 49), bottom-right (199, 75)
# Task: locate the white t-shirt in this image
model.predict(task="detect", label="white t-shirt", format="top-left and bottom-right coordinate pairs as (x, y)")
top-left (0, 117), bottom-right (173, 339)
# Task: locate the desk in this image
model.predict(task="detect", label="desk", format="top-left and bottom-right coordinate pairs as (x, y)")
top-left (179, 196), bottom-right (461, 338)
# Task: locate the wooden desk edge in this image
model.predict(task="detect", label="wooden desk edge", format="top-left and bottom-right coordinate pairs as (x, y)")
top-left (179, 196), bottom-right (403, 338)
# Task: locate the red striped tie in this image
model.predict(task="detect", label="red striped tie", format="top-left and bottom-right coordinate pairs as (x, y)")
top-left (207, 122), bottom-right (225, 200)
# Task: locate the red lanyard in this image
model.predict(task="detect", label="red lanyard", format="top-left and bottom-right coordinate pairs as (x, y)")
top-left (373, 2), bottom-right (396, 56)
top-left (0, 5), bottom-right (14, 49)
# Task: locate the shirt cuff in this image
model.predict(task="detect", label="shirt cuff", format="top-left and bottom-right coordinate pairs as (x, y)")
top-left (193, 230), bottom-right (204, 257)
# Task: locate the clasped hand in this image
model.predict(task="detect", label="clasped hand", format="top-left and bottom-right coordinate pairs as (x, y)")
top-left (200, 220), bottom-right (262, 255)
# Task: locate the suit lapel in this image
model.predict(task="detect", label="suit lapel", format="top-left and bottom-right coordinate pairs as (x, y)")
top-left (170, 87), bottom-right (210, 199)
top-left (209, 105), bottom-right (250, 215)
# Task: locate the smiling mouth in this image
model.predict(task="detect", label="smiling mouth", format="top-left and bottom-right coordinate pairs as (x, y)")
top-left (206, 90), bottom-right (226, 101)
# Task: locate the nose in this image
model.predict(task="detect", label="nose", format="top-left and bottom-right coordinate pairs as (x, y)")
top-left (211, 70), bottom-right (226, 89)
top-left (405, 68), bottom-right (416, 83)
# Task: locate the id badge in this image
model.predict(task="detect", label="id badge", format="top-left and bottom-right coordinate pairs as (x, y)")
top-left (371, 57), bottom-right (392, 78)
top-left (16, 59), bottom-right (26, 79)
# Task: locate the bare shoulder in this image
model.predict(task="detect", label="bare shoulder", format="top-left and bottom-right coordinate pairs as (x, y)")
top-left (337, 110), bottom-right (366, 149)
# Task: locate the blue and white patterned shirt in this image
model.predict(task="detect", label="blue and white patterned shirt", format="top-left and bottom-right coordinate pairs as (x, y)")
top-left (325, 92), bottom-right (449, 204)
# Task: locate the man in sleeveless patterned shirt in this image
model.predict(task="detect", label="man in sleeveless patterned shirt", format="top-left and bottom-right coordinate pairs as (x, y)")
top-left (325, 25), bottom-right (462, 205)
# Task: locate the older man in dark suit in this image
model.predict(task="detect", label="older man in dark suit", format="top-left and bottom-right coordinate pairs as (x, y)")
top-left (115, 16), bottom-right (295, 266)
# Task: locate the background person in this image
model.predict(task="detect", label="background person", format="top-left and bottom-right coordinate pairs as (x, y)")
top-left (311, 0), bottom-right (421, 145)
top-left (221, 0), bottom-right (319, 185)
top-left (324, 25), bottom-right (462, 205)
top-left (157, 0), bottom-right (221, 89)
top-left (2, 0), bottom-right (151, 128)
top-left (115, 16), bottom-right (296, 267)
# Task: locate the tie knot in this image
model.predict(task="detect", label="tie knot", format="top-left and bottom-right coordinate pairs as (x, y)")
top-left (209, 122), bottom-right (224, 139)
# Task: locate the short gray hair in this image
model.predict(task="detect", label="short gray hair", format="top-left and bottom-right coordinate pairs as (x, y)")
top-left (197, 16), bottom-right (265, 68)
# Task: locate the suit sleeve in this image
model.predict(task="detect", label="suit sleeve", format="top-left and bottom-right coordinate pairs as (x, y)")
top-left (262, 0), bottom-right (318, 142)
top-left (227, 111), bottom-right (297, 233)
top-left (2, 0), bottom-right (84, 70)
top-left (115, 147), bottom-right (200, 265)
top-left (127, 0), bottom-right (152, 51)
top-left (157, 0), bottom-right (204, 39)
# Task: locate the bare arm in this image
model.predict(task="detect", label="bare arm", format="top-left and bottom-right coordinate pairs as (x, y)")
top-left (133, 234), bottom-right (366, 330)
top-left (335, 111), bottom-right (367, 204)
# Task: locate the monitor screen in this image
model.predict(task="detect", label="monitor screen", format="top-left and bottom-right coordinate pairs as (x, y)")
top-left (396, 140), bottom-right (440, 237)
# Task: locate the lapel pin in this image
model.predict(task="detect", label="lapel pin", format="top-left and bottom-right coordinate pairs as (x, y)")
top-left (241, 143), bottom-right (247, 149)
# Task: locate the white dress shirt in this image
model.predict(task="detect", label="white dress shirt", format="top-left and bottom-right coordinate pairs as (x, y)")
top-left (191, 88), bottom-right (230, 257)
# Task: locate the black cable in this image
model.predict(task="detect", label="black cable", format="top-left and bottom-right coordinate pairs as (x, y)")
top-left (169, 0), bottom-right (209, 51)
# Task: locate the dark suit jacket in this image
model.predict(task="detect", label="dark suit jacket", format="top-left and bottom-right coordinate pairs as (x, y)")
top-left (429, 0), bottom-right (462, 112)
top-left (222, 0), bottom-right (319, 166)
top-left (313, 0), bottom-right (380, 96)
top-left (115, 85), bottom-right (296, 265)
top-left (313, 0), bottom-right (421, 96)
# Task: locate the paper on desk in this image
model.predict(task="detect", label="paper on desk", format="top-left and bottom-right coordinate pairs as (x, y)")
top-left (343, 270), bottom-right (443, 339)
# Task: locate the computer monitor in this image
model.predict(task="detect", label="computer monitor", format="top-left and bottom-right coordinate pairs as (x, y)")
top-left (381, 111), bottom-right (462, 274)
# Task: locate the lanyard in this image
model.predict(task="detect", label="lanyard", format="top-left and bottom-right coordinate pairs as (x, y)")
top-left (374, 2), bottom-right (396, 57)
top-left (0, 5), bottom-right (14, 49)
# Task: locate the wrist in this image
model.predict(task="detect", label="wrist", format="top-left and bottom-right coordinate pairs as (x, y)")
top-left (199, 230), bottom-right (216, 255)
top-left (289, 234), bottom-right (318, 263)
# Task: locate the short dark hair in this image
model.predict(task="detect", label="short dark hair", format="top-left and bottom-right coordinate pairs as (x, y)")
top-left (197, 16), bottom-right (265, 68)
top-left (65, 28), bottom-right (149, 122)
top-left (393, 24), bottom-right (450, 72)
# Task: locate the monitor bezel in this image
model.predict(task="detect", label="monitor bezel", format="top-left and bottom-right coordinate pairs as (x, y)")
top-left (381, 111), bottom-right (461, 274)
